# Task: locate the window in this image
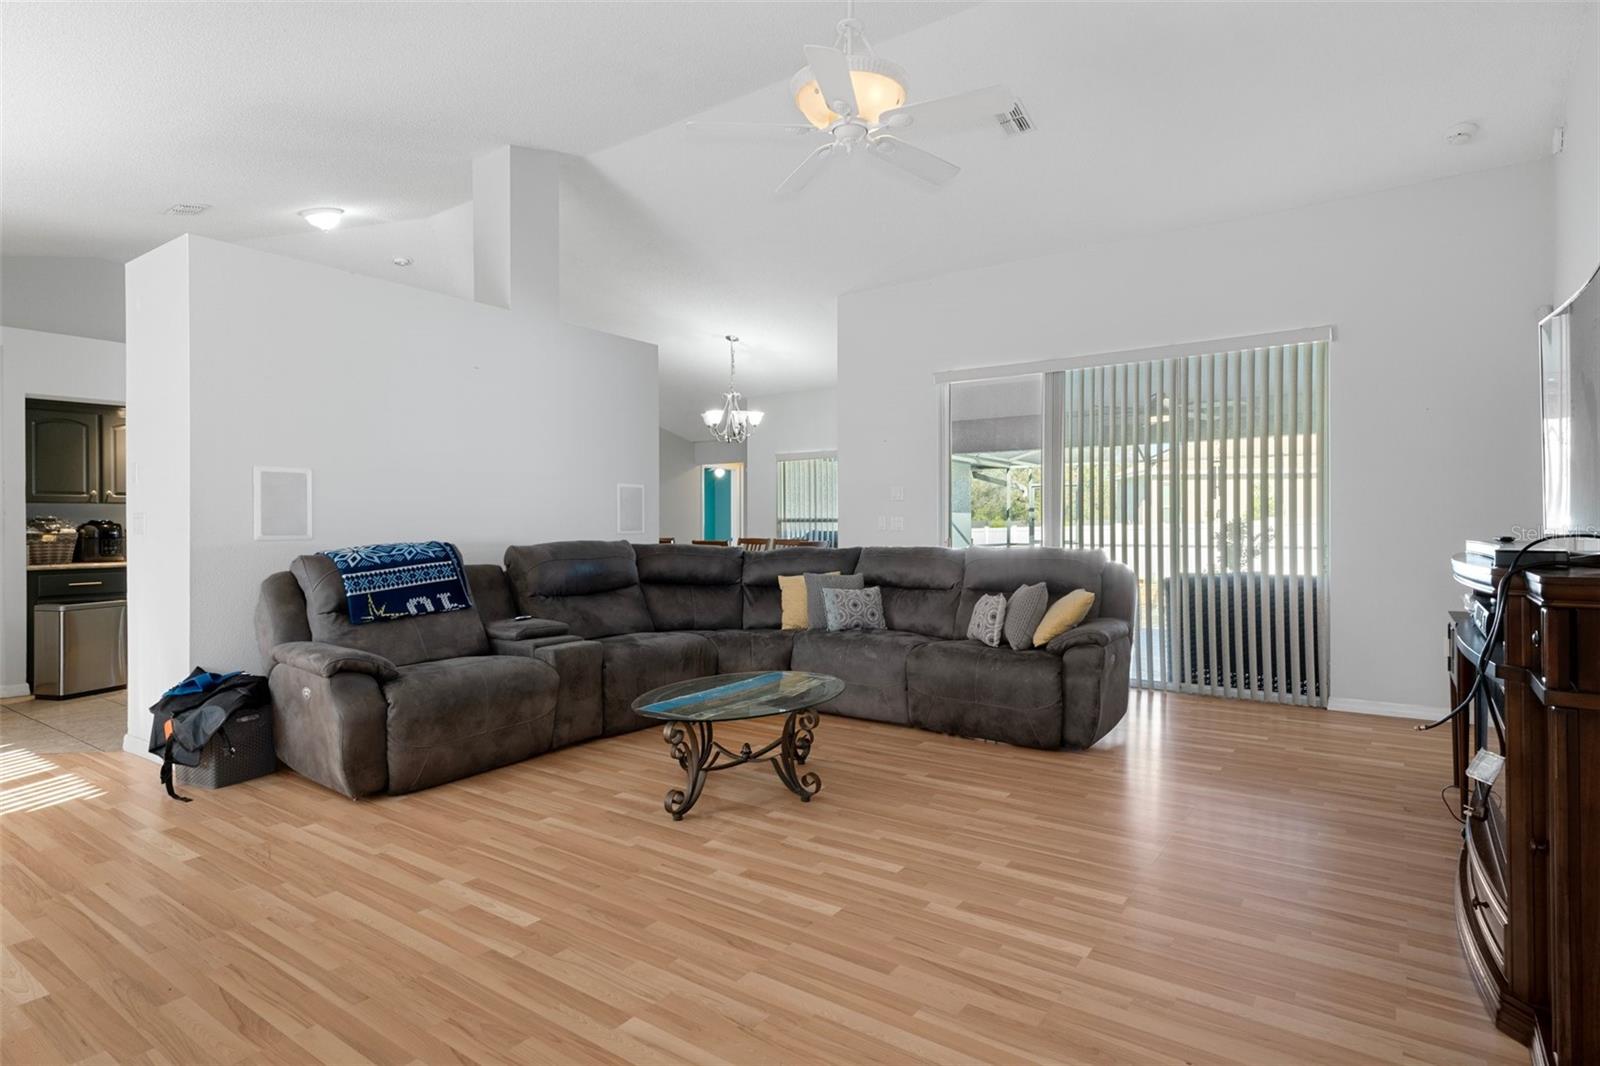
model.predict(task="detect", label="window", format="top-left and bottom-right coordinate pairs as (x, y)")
top-left (947, 376), bottom-right (1043, 548)
top-left (777, 453), bottom-right (838, 546)
top-left (940, 333), bottom-right (1330, 706)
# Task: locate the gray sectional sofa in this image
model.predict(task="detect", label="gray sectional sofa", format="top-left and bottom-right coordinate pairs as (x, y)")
top-left (255, 542), bottom-right (1136, 798)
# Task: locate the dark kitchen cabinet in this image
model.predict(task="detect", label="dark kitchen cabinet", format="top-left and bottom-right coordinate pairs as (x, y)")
top-left (25, 401), bottom-right (125, 505)
top-left (100, 410), bottom-right (128, 503)
top-left (26, 404), bottom-right (101, 504)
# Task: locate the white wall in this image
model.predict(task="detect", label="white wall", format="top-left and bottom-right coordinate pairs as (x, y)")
top-left (1, 256), bottom-right (126, 342)
top-left (1554, 5), bottom-right (1599, 302)
top-left (123, 235), bottom-right (658, 747)
top-left (744, 387), bottom-right (837, 541)
top-left (838, 160), bottom-right (1553, 714)
top-left (123, 241), bottom-right (190, 724)
top-left (659, 428), bottom-right (699, 544)
top-left (0, 327), bottom-right (126, 694)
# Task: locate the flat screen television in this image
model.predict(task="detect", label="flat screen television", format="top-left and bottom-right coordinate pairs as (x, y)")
top-left (1540, 264), bottom-right (1600, 535)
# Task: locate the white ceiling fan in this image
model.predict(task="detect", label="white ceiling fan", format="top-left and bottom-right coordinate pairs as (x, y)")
top-left (687, 2), bottom-right (1018, 194)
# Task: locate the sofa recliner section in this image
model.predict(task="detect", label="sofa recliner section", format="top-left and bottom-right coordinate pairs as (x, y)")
top-left (257, 540), bottom-right (1136, 797)
top-left (502, 540), bottom-right (655, 637)
top-left (791, 629), bottom-right (932, 724)
top-left (383, 654), bottom-right (559, 793)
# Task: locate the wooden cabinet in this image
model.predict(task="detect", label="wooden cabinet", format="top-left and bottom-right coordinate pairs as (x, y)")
top-left (1449, 555), bottom-right (1600, 1066)
top-left (24, 401), bottom-right (125, 505)
top-left (26, 405), bottom-right (101, 503)
top-left (100, 409), bottom-right (128, 503)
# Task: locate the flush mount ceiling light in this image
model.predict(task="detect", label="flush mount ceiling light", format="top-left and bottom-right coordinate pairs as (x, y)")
top-left (702, 335), bottom-right (764, 444)
top-left (298, 207), bottom-right (345, 231)
top-left (686, 0), bottom-right (1018, 194)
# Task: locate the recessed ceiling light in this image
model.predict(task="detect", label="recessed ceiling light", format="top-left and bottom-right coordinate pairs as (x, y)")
top-left (299, 207), bottom-right (345, 231)
top-left (1446, 121), bottom-right (1479, 146)
top-left (164, 203), bottom-right (211, 216)
top-left (392, 256), bottom-right (413, 267)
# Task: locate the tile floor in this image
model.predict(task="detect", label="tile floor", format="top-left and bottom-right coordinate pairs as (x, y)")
top-left (1, 689), bottom-right (128, 752)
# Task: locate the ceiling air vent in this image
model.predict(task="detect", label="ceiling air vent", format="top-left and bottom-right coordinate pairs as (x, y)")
top-left (164, 203), bottom-right (211, 215)
top-left (997, 101), bottom-right (1035, 136)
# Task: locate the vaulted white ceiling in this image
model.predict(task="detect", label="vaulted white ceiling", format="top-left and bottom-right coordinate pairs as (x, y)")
top-left (4, 2), bottom-right (1589, 439)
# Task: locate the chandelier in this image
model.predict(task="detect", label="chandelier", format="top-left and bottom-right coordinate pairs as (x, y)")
top-left (702, 335), bottom-right (764, 443)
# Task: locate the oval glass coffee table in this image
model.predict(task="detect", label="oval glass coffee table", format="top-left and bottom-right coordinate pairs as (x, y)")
top-left (632, 671), bottom-right (844, 820)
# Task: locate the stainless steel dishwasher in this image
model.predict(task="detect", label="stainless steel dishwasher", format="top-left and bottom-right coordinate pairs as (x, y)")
top-left (33, 599), bottom-right (127, 698)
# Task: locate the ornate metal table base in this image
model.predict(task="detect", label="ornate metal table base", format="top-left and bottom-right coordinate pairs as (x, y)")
top-left (661, 709), bottom-right (820, 820)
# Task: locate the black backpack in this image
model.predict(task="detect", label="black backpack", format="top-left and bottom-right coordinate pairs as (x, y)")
top-left (147, 668), bottom-right (269, 801)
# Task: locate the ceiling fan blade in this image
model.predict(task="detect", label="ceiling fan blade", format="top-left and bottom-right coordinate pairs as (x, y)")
top-left (686, 121), bottom-right (819, 140)
top-left (867, 135), bottom-right (960, 186)
top-left (775, 143), bottom-right (834, 195)
top-left (803, 44), bottom-right (858, 119)
top-left (879, 85), bottom-right (1014, 132)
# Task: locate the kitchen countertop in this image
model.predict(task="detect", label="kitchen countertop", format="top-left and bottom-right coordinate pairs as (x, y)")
top-left (26, 561), bottom-right (127, 572)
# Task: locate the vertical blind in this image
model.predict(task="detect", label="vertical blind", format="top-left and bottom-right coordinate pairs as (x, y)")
top-left (1063, 341), bottom-right (1329, 705)
top-left (777, 454), bottom-right (839, 546)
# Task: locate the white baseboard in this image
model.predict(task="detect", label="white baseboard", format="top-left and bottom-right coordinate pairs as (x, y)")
top-left (1325, 697), bottom-right (1441, 722)
top-left (122, 733), bottom-right (160, 763)
top-left (0, 683), bottom-right (31, 699)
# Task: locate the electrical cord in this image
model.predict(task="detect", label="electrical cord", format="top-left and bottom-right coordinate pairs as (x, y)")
top-left (1417, 534), bottom-right (1600, 734)
top-left (1440, 783), bottom-right (1465, 825)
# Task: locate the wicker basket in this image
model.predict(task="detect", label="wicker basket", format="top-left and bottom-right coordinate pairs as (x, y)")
top-left (176, 707), bottom-right (277, 789)
top-left (26, 529), bottom-right (78, 566)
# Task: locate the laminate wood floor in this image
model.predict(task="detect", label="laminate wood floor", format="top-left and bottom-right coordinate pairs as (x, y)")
top-left (0, 692), bottom-right (1521, 1065)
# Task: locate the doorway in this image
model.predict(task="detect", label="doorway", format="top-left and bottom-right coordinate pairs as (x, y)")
top-left (700, 463), bottom-right (743, 542)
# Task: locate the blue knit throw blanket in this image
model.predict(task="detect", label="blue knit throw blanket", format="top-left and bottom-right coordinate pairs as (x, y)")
top-left (320, 542), bottom-right (474, 625)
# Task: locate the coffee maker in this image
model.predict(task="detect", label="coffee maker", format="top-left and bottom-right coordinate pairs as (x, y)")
top-left (74, 519), bottom-right (126, 562)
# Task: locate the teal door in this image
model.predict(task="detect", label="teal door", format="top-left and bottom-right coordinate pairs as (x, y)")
top-left (703, 467), bottom-right (732, 541)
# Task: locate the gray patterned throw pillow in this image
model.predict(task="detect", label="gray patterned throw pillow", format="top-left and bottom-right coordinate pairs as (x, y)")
top-left (804, 571), bottom-right (864, 629)
top-left (1005, 582), bottom-right (1050, 651)
top-left (967, 592), bottom-right (1007, 647)
top-left (822, 586), bottom-right (886, 631)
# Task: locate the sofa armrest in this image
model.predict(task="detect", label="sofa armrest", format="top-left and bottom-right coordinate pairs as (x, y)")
top-left (272, 640), bottom-right (400, 682)
top-left (1045, 618), bottom-right (1130, 654)
top-left (487, 617), bottom-right (568, 641)
top-left (267, 662), bottom-right (389, 797)
top-left (1054, 617), bottom-right (1134, 750)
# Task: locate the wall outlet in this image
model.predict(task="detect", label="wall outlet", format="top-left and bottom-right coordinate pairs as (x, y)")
top-left (889, 516), bottom-right (905, 532)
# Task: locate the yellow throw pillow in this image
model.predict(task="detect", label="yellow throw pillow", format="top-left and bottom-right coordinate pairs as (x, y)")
top-left (779, 572), bottom-right (838, 629)
top-left (1033, 589), bottom-right (1094, 646)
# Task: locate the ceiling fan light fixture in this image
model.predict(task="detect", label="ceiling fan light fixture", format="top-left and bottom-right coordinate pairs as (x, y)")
top-left (789, 56), bottom-right (908, 128)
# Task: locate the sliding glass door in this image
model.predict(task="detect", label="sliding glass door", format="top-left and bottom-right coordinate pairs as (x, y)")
top-left (941, 338), bottom-right (1329, 706)
top-left (948, 376), bottom-right (1044, 548)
